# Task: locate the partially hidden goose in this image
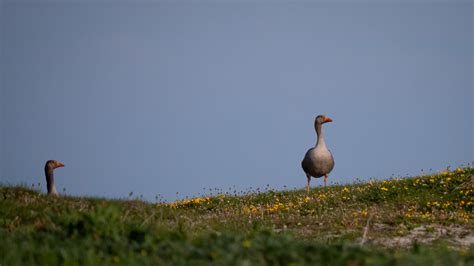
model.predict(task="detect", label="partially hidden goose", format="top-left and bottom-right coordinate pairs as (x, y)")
top-left (301, 115), bottom-right (335, 192)
top-left (44, 160), bottom-right (65, 196)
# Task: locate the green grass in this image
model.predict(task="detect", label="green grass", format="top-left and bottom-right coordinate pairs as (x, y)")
top-left (0, 168), bottom-right (473, 265)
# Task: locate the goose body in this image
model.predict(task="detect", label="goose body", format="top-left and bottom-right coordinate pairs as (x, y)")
top-left (301, 115), bottom-right (334, 192)
top-left (302, 145), bottom-right (334, 178)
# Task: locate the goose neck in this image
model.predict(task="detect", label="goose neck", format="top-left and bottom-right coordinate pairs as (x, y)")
top-left (45, 167), bottom-right (57, 195)
top-left (315, 123), bottom-right (325, 147)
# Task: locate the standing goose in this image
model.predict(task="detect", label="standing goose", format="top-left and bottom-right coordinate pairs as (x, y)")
top-left (44, 160), bottom-right (65, 196)
top-left (301, 115), bottom-right (335, 192)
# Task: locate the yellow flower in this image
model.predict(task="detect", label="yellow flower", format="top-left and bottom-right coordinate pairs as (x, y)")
top-left (242, 240), bottom-right (252, 248)
top-left (167, 196), bottom-right (212, 208)
top-left (243, 205), bottom-right (258, 214)
top-left (380, 187), bottom-right (388, 191)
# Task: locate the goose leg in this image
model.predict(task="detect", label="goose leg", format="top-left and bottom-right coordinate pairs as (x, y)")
top-left (306, 175), bottom-right (311, 193)
top-left (324, 175), bottom-right (328, 187)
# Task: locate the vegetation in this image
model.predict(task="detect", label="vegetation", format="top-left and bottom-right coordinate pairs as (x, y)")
top-left (0, 168), bottom-right (473, 265)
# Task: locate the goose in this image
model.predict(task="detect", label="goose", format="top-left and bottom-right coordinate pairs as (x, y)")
top-left (301, 115), bottom-right (335, 193)
top-left (44, 160), bottom-right (65, 196)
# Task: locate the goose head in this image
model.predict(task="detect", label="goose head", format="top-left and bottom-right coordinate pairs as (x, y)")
top-left (44, 160), bottom-right (65, 195)
top-left (314, 115), bottom-right (333, 127)
top-left (314, 115), bottom-right (333, 138)
top-left (45, 160), bottom-right (65, 170)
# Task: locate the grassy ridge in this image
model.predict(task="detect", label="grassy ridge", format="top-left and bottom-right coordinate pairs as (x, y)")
top-left (0, 168), bottom-right (473, 265)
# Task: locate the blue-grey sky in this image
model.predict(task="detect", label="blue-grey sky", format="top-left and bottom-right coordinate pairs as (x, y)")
top-left (1, 1), bottom-right (472, 201)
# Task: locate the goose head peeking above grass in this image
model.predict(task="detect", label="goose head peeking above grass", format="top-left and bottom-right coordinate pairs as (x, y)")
top-left (44, 160), bottom-right (65, 196)
top-left (301, 115), bottom-right (335, 193)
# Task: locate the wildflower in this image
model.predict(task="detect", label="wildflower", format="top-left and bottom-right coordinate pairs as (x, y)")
top-left (380, 187), bottom-right (389, 191)
top-left (243, 205), bottom-right (258, 214)
top-left (266, 202), bottom-right (286, 213)
top-left (242, 240), bottom-right (252, 248)
top-left (167, 196), bottom-right (212, 208)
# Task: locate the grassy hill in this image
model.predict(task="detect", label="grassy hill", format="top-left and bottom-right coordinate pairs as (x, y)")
top-left (0, 168), bottom-right (473, 265)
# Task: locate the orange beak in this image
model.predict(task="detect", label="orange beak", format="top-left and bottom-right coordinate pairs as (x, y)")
top-left (56, 162), bottom-right (65, 168)
top-left (324, 116), bottom-right (333, 123)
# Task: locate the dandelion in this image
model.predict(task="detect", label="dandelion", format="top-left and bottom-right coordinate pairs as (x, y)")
top-left (167, 196), bottom-right (212, 208)
top-left (242, 240), bottom-right (252, 248)
top-left (242, 205), bottom-right (257, 214)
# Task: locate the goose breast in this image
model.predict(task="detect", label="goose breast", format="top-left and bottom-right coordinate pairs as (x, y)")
top-left (302, 146), bottom-right (334, 178)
